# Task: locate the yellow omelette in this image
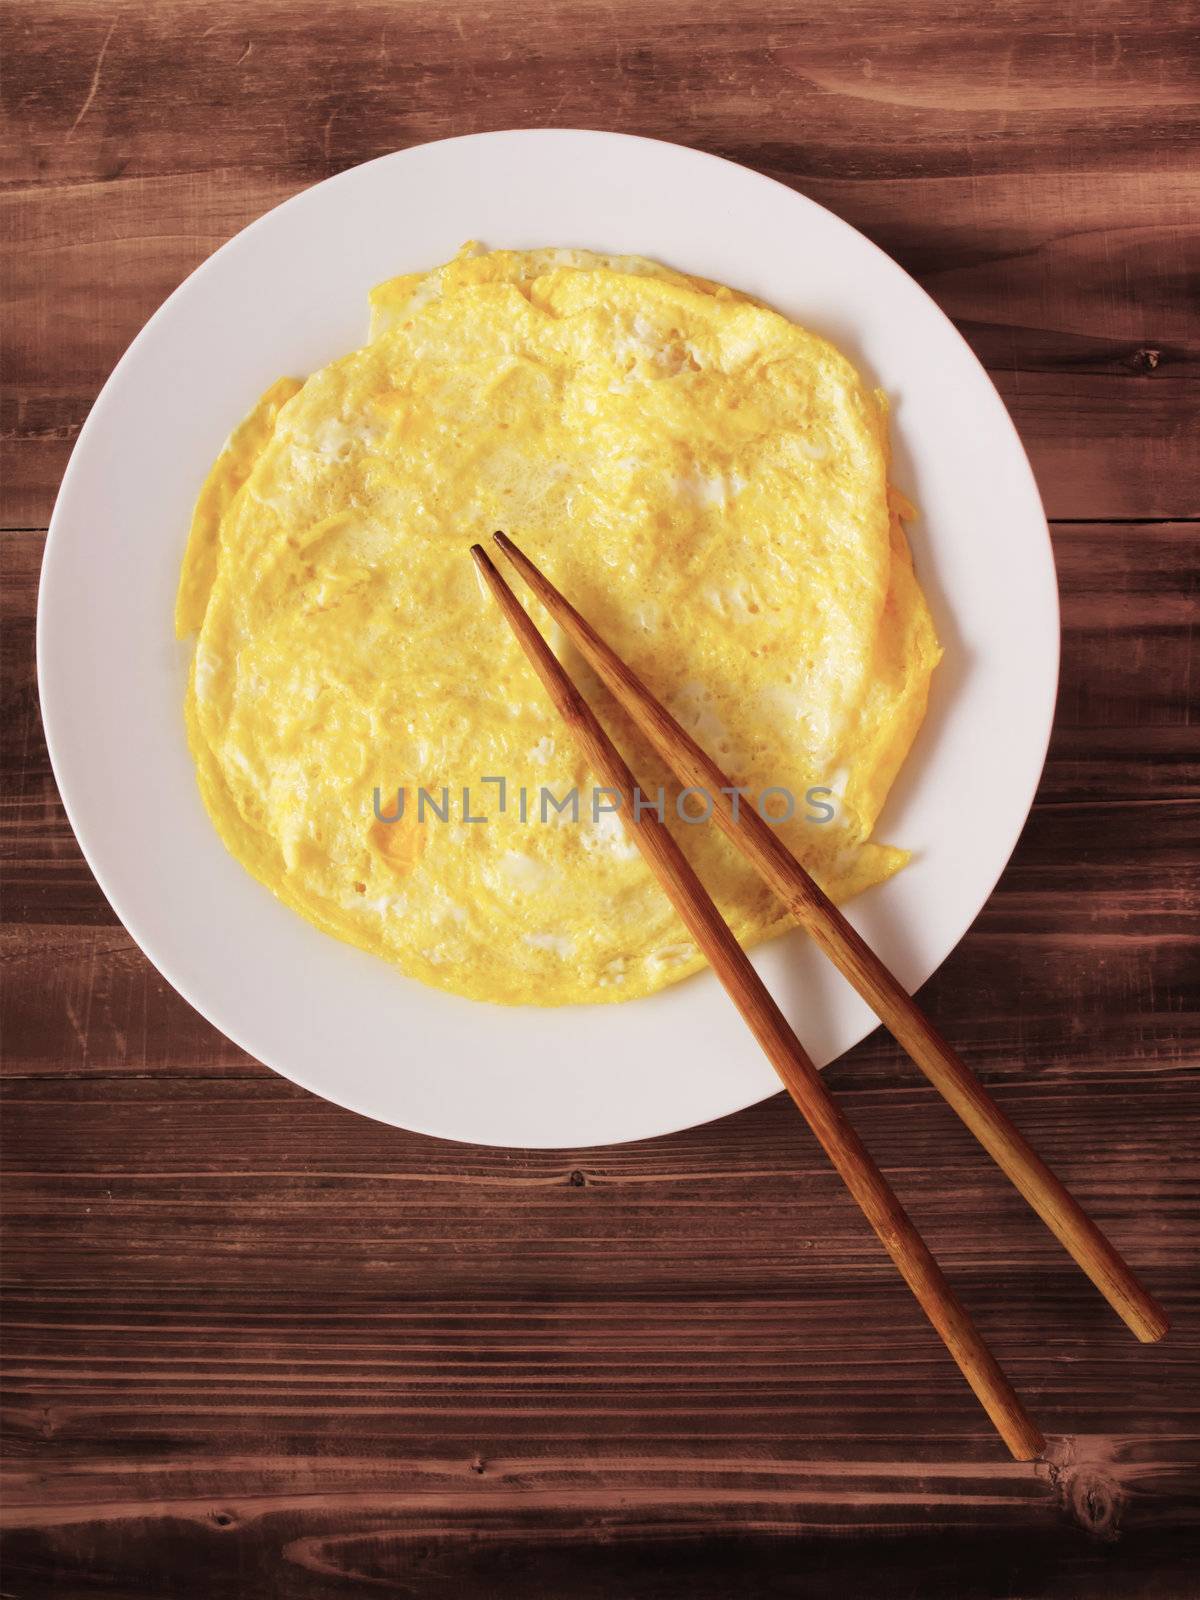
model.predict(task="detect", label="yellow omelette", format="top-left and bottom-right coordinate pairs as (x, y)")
top-left (177, 245), bottom-right (940, 1005)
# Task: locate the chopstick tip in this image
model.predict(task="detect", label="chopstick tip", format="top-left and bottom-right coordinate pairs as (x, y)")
top-left (1138, 1304), bottom-right (1171, 1343)
top-left (470, 543), bottom-right (499, 581)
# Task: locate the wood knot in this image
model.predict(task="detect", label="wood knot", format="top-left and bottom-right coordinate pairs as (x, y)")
top-left (470, 1455), bottom-right (486, 1475)
top-left (1127, 346), bottom-right (1161, 372)
top-left (211, 1510), bottom-right (236, 1528)
top-left (1067, 1469), bottom-right (1123, 1541)
top-left (568, 1169), bottom-right (586, 1187)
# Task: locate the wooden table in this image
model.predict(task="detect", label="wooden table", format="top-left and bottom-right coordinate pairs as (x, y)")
top-left (3, 4), bottom-right (1197, 1594)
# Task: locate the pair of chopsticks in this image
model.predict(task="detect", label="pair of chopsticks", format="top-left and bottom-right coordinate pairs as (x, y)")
top-left (473, 531), bottom-right (1167, 1461)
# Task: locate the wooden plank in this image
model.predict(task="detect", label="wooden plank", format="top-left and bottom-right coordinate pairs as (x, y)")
top-left (1, 1046), bottom-right (1196, 1600)
top-left (0, 1062), bottom-right (1194, 1590)
top-left (3, 1266), bottom-right (1196, 1600)
top-left (1, 1504), bottom-right (1198, 1600)
top-left (0, 1072), bottom-right (1189, 1269)
top-left (8, 2), bottom-right (1198, 189)
top-left (3, 2), bottom-right (1198, 524)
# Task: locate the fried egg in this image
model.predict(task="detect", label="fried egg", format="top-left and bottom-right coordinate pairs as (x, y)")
top-left (178, 245), bottom-right (940, 1005)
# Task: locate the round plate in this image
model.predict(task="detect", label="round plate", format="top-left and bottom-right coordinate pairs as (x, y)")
top-left (38, 129), bottom-right (1058, 1148)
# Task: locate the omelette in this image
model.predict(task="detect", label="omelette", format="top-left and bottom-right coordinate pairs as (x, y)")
top-left (177, 244), bottom-right (940, 1005)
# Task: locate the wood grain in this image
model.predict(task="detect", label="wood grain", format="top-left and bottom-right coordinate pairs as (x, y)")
top-left (2, 0), bottom-right (1198, 1593)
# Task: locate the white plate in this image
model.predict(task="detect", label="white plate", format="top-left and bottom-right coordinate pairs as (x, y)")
top-left (38, 129), bottom-right (1058, 1148)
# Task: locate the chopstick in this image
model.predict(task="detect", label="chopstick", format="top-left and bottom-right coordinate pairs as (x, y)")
top-left (492, 531), bottom-right (1169, 1347)
top-left (472, 542), bottom-right (1045, 1462)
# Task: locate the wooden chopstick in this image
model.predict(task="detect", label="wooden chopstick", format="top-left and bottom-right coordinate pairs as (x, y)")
top-left (472, 542), bottom-right (1045, 1462)
top-left (492, 530), bottom-right (1169, 1347)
